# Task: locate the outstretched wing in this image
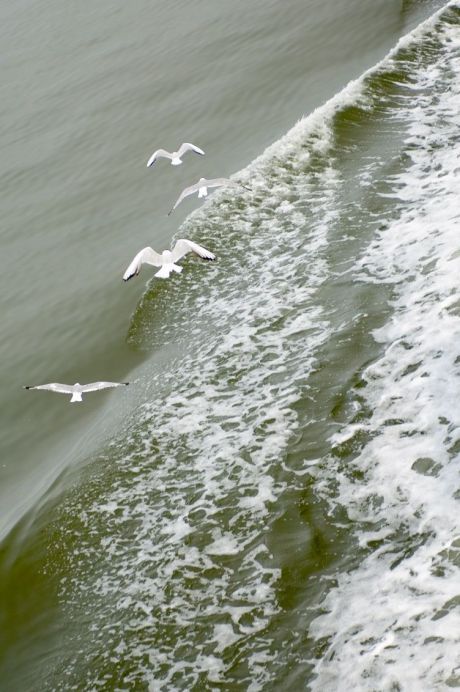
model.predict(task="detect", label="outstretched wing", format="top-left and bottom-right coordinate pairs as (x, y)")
top-left (171, 238), bottom-right (216, 262)
top-left (80, 382), bottom-right (129, 393)
top-left (206, 177), bottom-right (250, 191)
top-left (168, 183), bottom-right (200, 215)
top-left (146, 149), bottom-right (172, 167)
top-left (24, 383), bottom-right (73, 394)
top-left (205, 177), bottom-right (236, 189)
top-left (123, 247), bottom-right (163, 281)
top-left (177, 142), bottom-right (205, 158)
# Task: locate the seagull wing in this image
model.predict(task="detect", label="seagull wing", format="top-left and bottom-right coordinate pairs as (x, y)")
top-left (24, 383), bottom-right (74, 394)
top-left (204, 177), bottom-right (237, 189)
top-left (123, 247), bottom-right (163, 281)
top-left (171, 239), bottom-right (216, 262)
top-left (146, 149), bottom-right (172, 167)
top-left (177, 142), bottom-right (205, 157)
top-left (80, 382), bottom-right (129, 393)
top-left (168, 182), bottom-right (200, 215)
top-left (206, 177), bottom-right (250, 191)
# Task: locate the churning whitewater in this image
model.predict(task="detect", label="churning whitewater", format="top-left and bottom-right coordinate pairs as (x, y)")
top-left (311, 10), bottom-right (460, 688)
top-left (41, 3), bottom-right (460, 689)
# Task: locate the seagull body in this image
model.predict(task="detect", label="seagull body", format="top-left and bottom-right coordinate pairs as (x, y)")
top-left (24, 381), bottom-right (129, 403)
top-left (123, 238), bottom-right (215, 281)
top-left (168, 177), bottom-right (249, 214)
top-left (147, 142), bottom-right (204, 168)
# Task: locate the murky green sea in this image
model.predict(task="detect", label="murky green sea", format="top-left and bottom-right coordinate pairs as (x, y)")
top-left (1, 0), bottom-right (459, 689)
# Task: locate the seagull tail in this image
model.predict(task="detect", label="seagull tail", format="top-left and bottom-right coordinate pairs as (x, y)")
top-left (155, 266), bottom-right (170, 278)
top-left (155, 264), bottom-right (182, 278)
top-left (70, 392), bottom-right (83, 403)
top-left (171, 158), bottom-right (182, 166)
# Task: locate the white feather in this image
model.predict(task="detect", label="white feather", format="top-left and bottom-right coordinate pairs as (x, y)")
top-left (123, 247), bottom-right (163, 281)
top-left (123, 239), bottom-right (215, 281)
top-left (24, 381), bottom-right (129, 402)
top-left (147, 142), bottom-right (204, 168)
top-left (171, 239), bottom-right (216, 262)
top-left (168, 177), bottom-right (248, 214)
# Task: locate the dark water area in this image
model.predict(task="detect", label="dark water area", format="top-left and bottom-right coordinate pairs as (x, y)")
top-left (1, 0), bottom-right (457, 689)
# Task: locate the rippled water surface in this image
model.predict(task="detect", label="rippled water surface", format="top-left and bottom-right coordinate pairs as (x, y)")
top-left (1, 0), bottom-right (458, 689)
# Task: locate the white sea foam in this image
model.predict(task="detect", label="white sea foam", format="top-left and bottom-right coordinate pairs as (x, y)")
top-left (54, 147), bottom-right (340, 689)
top-left (50, 3), bottom-right (460, 689)
top-left (311, 14), bottom-right (460, 690)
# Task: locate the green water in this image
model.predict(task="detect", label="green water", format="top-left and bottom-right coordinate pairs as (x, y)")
top-left (0, 0), bottom-right (433, 536)
top-left (0, 0), bottom-right (452, 689)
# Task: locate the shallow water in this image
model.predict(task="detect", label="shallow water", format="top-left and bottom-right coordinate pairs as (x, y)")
top-left (1, 0), bottom-right (457, 689)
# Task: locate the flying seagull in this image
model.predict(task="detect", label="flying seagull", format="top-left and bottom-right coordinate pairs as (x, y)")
top-left (168, 177), bottom-right (250, 214)
top-left (123, 238), bottom-right (215, 281)
top-left (147, 143), bottom-right (205, 167)
top-left (23, 381), bottom-right (129, 403)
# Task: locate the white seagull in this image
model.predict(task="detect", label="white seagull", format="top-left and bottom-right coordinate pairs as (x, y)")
top-left (168, 177), bottom-right (250, 214)
top-left (146, 143), bottom-right (205, 168)
top-left (23, 381), bottom-right (129, 403)
top-left (123, 238), bottom-right (215, 281)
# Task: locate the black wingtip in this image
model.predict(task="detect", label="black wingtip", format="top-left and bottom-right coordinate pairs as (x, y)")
top-left (23, 386), bottom-right (32, 389)
top-left (123, 382), bottom-right (129, 386)
top-left (167, 210), bottom-right (173, 216)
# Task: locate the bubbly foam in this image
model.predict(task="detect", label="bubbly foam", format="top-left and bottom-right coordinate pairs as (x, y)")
top-left (52, 143), bottom-right (340, 689)
top-left (311, 11), bottom-right (460, 689)
top-left (46, 3), bottom-right (460, 689)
